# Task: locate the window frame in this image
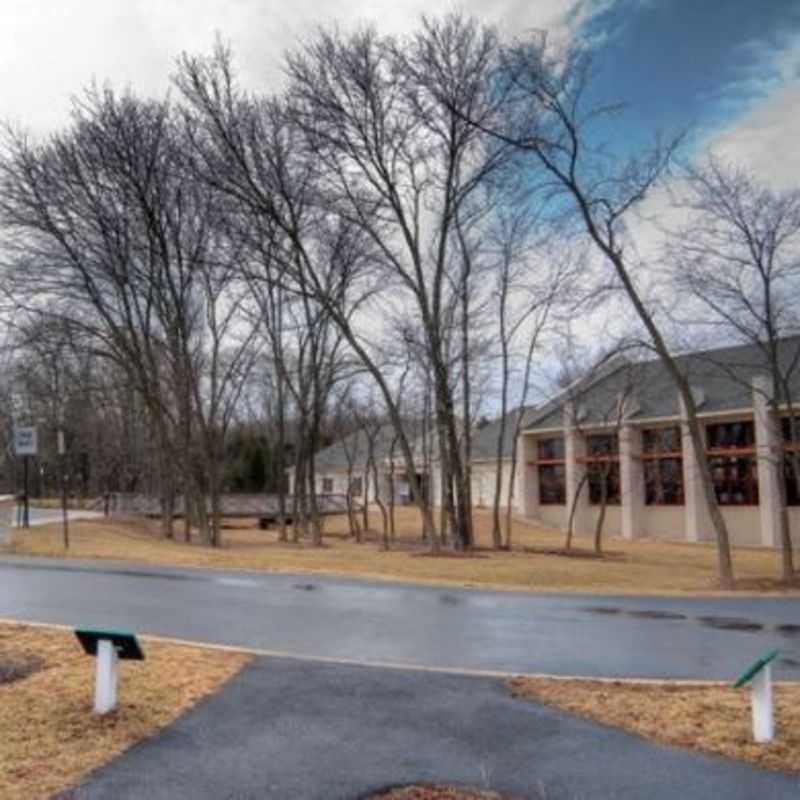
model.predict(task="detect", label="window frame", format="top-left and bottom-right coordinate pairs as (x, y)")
top-left (583, 433), bottom-right (621, 506)
top-left (642, 425), bottom-right (684, 506)
top-left (705, 420), bottom-right (758, 506)
top-left (536, 437), bottom-right (566, 505)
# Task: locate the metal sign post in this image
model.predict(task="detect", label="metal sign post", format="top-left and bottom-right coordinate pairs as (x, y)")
top-left (14, 427), bottom-right (38, 529)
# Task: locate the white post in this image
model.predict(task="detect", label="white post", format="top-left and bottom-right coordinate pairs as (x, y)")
top-left (751, 664), bottom-right (775, 743)
top-left (94, 639), bottom-right (119, 714)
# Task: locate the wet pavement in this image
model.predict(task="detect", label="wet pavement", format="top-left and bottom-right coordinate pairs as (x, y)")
top-left (63, 657), bottom-right (800, 800)
top-left (1, 557), bottom-right (798, 679)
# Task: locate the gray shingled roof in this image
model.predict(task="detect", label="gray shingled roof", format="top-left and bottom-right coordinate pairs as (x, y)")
top-left (314, 424), bottom-right (400, 471)
top-left (525, 337), bottom-right (800, 432)
top-left (470, 406), bottom-right (536, 461)
top-left (314, 408), bottom-right (536, 470)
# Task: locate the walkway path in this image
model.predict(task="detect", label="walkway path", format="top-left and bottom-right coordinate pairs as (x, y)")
top-left (64, 657), bottom-right (799, 799)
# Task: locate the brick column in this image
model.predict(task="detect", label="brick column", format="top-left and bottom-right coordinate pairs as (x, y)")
top-left (564, 403), bottom-right (589, 533)
top-left (680, 395), bottom-right (713, 542)
top-left (753, 375), bottom-right (782, 548)
top-left (515, 433), bottom-right (538, 518)
top-left (619, 424), bottom-right (644, 540)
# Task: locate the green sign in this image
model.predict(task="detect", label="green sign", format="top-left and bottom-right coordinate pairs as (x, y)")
top-left (733, 648), bottom-right (779, 689)
top-left (75, 628), bottom-right (145, 661)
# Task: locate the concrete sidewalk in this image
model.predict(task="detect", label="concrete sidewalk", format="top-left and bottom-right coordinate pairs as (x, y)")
top-left (64, 657), bottom-right (798, 800)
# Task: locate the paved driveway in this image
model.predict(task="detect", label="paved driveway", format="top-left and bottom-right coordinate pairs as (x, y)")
top-left (63, 657), bottom-right (799, 800)
top-left (1, 558), bottom-right (798, 679)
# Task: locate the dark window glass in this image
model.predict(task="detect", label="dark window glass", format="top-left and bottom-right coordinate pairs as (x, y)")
top-left (706, 421), bottom-right (755, 450)
top-left (782, 417), bottom-right (800, 443)
top-left (322, 478), bottom-right (334, 493)
top-left (350, 477), bottom-right (363, 497)
top-left (644, 457), bottom-right (684, 505)
top-left (708, 455), bottom-right (758, 505)
top-left (538, 437), bottom-right (565, 461)
top-left (784, 456), bottom-right (800, 506)
top-left (588, 462), bottom-right (621, 505)
top-left (538, 464), bottom-right (566, 504)
top-left (643, 426), bottom-right (681, 454)
top-left (587, 434), bottom-right (618, 457)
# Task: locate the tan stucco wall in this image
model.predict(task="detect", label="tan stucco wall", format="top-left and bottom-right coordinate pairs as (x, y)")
top-left (581, 505), bottom-right (623, 537)
top-left (537, 505), bottom-right (565, 528)
top-left (636, 505), bottom-right (763, 546)
top-left (315, 469), bottom-right (376, 501)
top-left (640, 506), bottom-right (685, 540)
top-left (720, 507), bottom-right (762, 547)
top-left (470, 462), bottom-right (516, 510)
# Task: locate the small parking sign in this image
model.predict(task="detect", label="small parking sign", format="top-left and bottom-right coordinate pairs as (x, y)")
top-left (14, 427), bottom-right (38, 456)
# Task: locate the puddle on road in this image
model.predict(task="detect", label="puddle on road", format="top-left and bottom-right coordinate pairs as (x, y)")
top-left (582, 606), bottom-right (623, 615)
top-left (293, 583), bottom-right (316, 591)
top-left (626, 609), bottom-right (687, 621)
top-left (695, 616), bottom-right (764, 632)
top-left (580, 606), bottom-right (791, 635)
top-left (780, 657), bottom-right (800, 669)
top-left (439, 594), bottom-right (460, 605)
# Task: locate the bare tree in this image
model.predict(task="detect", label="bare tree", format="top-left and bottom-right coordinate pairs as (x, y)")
top-left (0, 91), bottom-right (209, 537)
top-left (178, 43), bottom-right (500, 551)
top-left (669, 156), bottom-right (800, 580)
top-left (485, 197), bottom-right (574, 548)
top-left (467, 37), bottom-right (736, 586)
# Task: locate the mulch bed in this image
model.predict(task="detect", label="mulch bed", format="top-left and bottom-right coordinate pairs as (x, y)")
top-left (522, 545), bottom-right (626, 561)
top-left (367, 785), bottom-right (520, 800)
top-left (411, 551), bottom-right (489, 559)
top-left (0, 654), bottom-right (43, 685)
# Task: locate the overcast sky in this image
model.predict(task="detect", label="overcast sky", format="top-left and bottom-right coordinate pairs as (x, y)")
top-left (3, 0), bottom-right (799, 190)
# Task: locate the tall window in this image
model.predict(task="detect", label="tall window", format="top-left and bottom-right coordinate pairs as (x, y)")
top-left (537, 437), bottom-right (566, 504)
top-left (782, 416), bottom-right (800, 506)
top-left (585, 434), bottom-right (621, 505)
top-left (321, 477), bottom-right (334, 493)
top-left (643, 426), bottom-right (683, 505)
top-left (706, 421), bottom-right (758, 505)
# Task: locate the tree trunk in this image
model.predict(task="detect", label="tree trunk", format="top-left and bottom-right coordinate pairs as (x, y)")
top-left (565, 472), bottom-right (588, 551)
top-left (593, 466), bottom-right (607, 555)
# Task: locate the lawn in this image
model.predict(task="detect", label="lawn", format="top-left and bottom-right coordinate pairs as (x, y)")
top-left (0, 622), bottom-right (250, 799)
top-left (4, 507), bottom-right (795, 595)
top-left (509, 676), bottom-right (800, 774)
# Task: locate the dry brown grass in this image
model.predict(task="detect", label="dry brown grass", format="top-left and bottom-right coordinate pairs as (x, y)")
top-left (0, 622), bottom-right (250, 800)
top-left (30, 497), bottom-right (97, 510)
top-left (4, 507), bottom-right (796, 595)
top-left (509, 676), bottom-right (800, 774)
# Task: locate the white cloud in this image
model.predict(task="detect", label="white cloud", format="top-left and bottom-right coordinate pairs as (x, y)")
top-left (706, 79), bottom-right (800, 191)
top-left (699, 31), bottom-right (800, 190)
top-left (0, 0), bottom-right (608, 135)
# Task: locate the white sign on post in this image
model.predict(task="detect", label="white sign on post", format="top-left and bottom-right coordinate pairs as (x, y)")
top-left (14, 427), bottom-right (38, 456)
top-left (94, 639), bottom-right (119, 714)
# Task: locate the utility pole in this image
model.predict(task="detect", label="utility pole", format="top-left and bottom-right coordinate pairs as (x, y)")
top-left (58, 428), bottom-right (69, 549)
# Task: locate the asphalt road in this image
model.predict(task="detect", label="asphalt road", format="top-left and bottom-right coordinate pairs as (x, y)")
top-left (63, 658), bottom-right (799, 800)
top-left (1, 557), bottom-right (798, 679)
